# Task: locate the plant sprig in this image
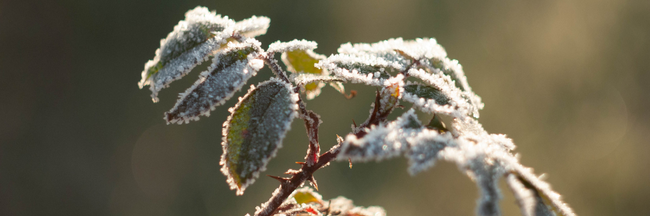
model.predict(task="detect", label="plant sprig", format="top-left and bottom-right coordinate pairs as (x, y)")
top-left (138, 6), bottom-right (575, 216)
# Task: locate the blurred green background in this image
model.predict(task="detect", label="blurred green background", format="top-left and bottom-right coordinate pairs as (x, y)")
top-left (1, 0), bottom-right (649, 215)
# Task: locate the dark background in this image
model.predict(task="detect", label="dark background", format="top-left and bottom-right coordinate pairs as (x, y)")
top-left (1, 0), bottom-right (649, 215)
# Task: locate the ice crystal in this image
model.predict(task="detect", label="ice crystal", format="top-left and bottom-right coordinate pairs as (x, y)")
top-left (289, 73), bottom-right (343, 86)
top-left (220, 78), bottom-right (299, 195)
top-left (139, 6), bottom-right (236, 101)
top-left (403, 68), bottom-right (481, 119)
top-left (235, 15), bottom-right (270, 38)
top-left (506, 174), bottom-right (556, 216)
top-left (316, 54), bottom-right (402, 86)
top-left (268, 39), bottom-right (318, 54)
top-left (164, 41), bottom-right (263, 124)
top-left (339, 110), bottom-right (450, 164)
top-left (337, 106), bottom-right (574, 216)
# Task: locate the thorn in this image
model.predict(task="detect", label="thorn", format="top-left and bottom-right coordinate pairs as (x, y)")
top-left (336, 134), bottom-right (344, 144)
top-left (352, 119), bottom-right (357, 128)
top-left (348, 158), bottom-right (353, 169)
top-left (295, 161), bottom-right (306, 165)
top-left (344, 90), bottom-right (357, 99)
top-left (267, 175), bottom-right (288, 183)
top-left (308, 175), bottom-right (319, 191)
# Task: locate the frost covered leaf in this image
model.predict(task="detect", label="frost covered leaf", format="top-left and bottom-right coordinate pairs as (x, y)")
top-left (338, 110), bottom-right (419, 162)
top-left (339, 109), bottom-right (452, 168)
top-left (139, 6), bottom-right (236, 102)
top-left (220, 79), bottom-right (299, 195)
top-left (470, 160), bottom-right (503, 216)
top-left (316, 54), bottom-right (402, 86)
top-left (506, 174), bottom-right (557, 216)
top-left (406, 131), bottom-right (453, 175)
top-left (164, 41), bottom-right (263, 124)
top-left (234, 16), bottom-right (270, 38)
top-left (274, 40), bottom-right (334, 100)
top-left (403, 82), bottom-right (451, 106)
top-left (504, 165), bottom-right (575, 216)
top-left (402, 69), bottom-right (480, 119)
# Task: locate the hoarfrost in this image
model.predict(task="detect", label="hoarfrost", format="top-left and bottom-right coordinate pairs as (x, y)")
top-left (316, 54), bottom-right (402, 86)
top-left (220, 78), bottom-right (299, 195)
top-left (326, 196), bottom-right (386, 216)
top-left (506, 174), bottom-right (556, 216)
top-left (139, 6), bottom-right (236, 102)
top-left (337, 104), bottom-right (573, 215)
top-left (338, 109), bottom-right (453, 167)
top-left (403, 68), bottom-right (482, 119)
top-left (164, 41), bottom-right (262, 124)
top-left (268, 39), bottom-right (318, 53)
top-left (235, 16), bottom-right (270, 38)
top-left (290, 73), bottom-right (344, 86)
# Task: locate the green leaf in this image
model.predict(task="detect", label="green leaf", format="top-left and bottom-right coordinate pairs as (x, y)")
top-left (281, 48), bottom-right (329, 100)
top-left (164, 43), bottom-right (262, 124)
top-left (290, 187), bottom-right (323, 204)
top-left (220, 79), bottom-right (298, 195)
top-left (403, 83), bottom-right (451, 105)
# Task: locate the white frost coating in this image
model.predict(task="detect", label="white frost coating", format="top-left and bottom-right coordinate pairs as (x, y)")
top-left (338, 105), bottom-right (573, 215)
top-left (338, 38), bottom-right (446, 60)
top-left (234, 15), bottom-right (270, 38)
top-left (220, 78), bottom-right (300, 196)
top-left (316, 53), bottom-right (403, 86)
top-left (498, 154), bottom-right (576, 216)
top-left (403, 68), bottom-right (481, 119)
top-left (452, 118), bottom-right (516, 151)
top-left (268, 39), bottom-right (318, 53)
top-left (506, 174), bottom-right (555, 216)
top-left (406, 131), bottom-right (455, 175)
top-left (347, 206), bottom-right (387, 216)
top-left (326, 196), bottom-right (386, 216)
top-left (290, 73), bottom-right (344, 86)
top-left (164, 41), bottom-right (262, 124)
top-left (139, 6), bottom-right (237, 102)
top-left (339, 109), bottom-right (452, 166)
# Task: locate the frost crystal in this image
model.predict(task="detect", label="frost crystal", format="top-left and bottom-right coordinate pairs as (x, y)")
top-left (164, 41), bottom-right (263, 124)
top-left (268, 39), bottom-right (318, 54)
top-left (506, 174), bottom-right (556, 216)
top-left (139, 7), bottom-right (272, 102)
top-left (403, 68), bottom-right (481, 119)
top-left (220, 78), bottom-right (299, 195)
top-left (317, 53), bottom-right (403, 86)
top-left (338, 109), bottom-right (453, 167)
top-left (290, 73), bottom-right (344, 86)
top-left (234, 16), bottom-right (270, 38)
top-left (139, 6), bottom-right (236, 101)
